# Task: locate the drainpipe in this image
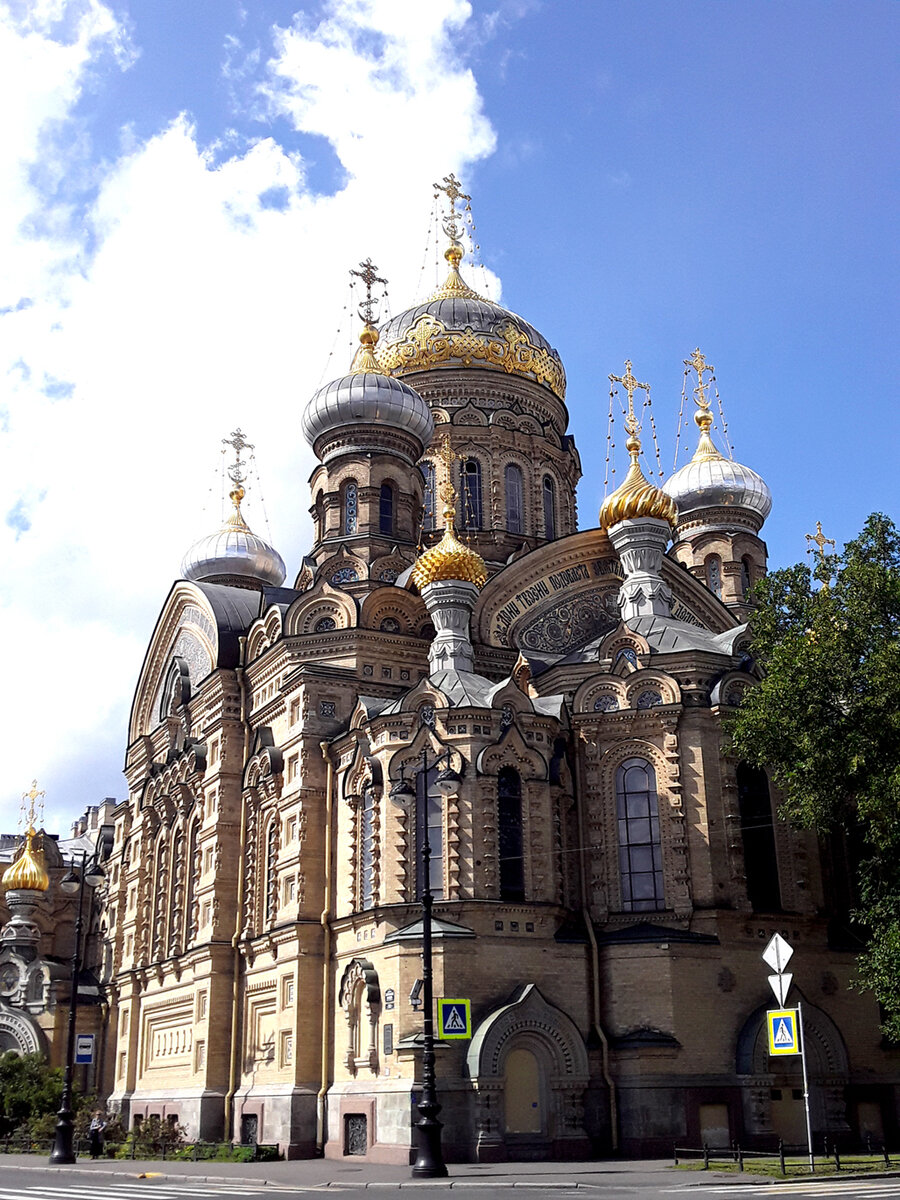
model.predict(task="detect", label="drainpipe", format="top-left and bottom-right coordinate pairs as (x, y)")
top-left (225, 637), bottom-right (252, 1141)
top-left (571, 736), bottom-right (618, 1151)
top-left (316, 741), bottom-right (335, 1155)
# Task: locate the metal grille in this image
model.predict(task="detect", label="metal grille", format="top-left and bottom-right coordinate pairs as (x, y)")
top-left (345, 1113), bottom-right (367, 1156)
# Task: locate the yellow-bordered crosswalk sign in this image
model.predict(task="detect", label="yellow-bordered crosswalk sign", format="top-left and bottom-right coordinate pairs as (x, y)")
top-left (438, 998), bottom-right (471, 1039)
top-left (767, 1008), bottom-right (799, 1055)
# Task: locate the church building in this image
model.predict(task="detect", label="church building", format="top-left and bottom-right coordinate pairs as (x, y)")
top-left (77, 178), bottom-right (899, 1159)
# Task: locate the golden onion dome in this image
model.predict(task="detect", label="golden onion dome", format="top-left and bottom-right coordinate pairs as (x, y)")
top-left (1, 829), bottom-right (49, 893)
top-left (361, 244), bottom-right (567, 402)
top-left (599, 431), bottom-right (678, 531)
top-left (411, 524), bottom-right (488, 590)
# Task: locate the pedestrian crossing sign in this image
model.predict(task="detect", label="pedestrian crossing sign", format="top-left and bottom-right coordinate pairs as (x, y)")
top-left (438, 998), bottom-right (471, 1040)
top-left (767, 1008), bottom-right (799, 1056)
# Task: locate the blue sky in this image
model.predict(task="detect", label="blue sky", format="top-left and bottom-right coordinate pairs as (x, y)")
top-left (0, 0), bottom-right (896, 830)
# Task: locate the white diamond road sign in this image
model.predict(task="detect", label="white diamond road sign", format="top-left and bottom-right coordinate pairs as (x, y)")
top-left (768, 971), bottom-right (793, 1006)
top-left (762, 932), bottom-right (794, 974)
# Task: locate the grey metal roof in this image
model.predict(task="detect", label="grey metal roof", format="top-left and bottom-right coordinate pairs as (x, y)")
top-left (663, 453), bottom-right (772, 522)
top-left (182, 524), bottom-right (286, 589)
top-left (301, 370), bottom-right (433, 460)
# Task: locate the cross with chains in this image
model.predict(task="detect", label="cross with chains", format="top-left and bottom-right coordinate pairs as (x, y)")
top-left (806, 520), bottom-right (835, 562)
top-left (350, 257), bottom-right (387, 325)
top-left (609, 359), bottom-right (650, 435)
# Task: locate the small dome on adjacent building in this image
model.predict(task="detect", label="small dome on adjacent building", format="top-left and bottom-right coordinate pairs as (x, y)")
top-left (1, 830), bottom-right (49, 893)
top-left (302, 324), bottom-right (434, 465)
top-left (182, 486), bottom-right (286, 590)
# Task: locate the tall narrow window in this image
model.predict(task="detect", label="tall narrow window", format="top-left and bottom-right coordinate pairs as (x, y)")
top-left (314, 491), bottom-right (324, 542)
top-left (737, 763), bottom-right (781, 911)
top-left (740, 556), bottom-right (753, 598)
top-left (360, 786), bottom-right (376, 910)
top-left (421, 462), bottom-right (436, 532)
top-left (616, 757), bottom-right (664, 912)
top-left (379, 482), bottom-right (394, 536)
top-left (460, 459), bottom-right (483, 530)
top-left (344, 481), bottom-right (358, 536)
top-left (706, 554), bottom-right (723, 598)
top-left (416, 763), bottom-right (444, 899)
top-left (151, 834), bottom-right (169, 960)
top-left (498, 768), bottom-right (525, 901)
top-left (265, 818), bottom-right (278, 925)
top-left (542, 476), bottom-right (556, 541)
top-left (505, 464), bottom-right (524, 534)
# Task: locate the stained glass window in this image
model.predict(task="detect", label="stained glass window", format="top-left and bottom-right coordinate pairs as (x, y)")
top-left (344, 481), bottom-right (358, 535)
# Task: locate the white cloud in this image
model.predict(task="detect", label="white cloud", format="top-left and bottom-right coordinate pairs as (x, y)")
top-left (0, 0), bottom-right (498, 829)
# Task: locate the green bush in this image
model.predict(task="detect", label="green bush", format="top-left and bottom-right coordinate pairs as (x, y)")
top-left (0, 1052), bottom-right (63, 1138)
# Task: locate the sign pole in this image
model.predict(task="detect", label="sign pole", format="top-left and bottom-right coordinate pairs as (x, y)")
top-left (797, 1001), bottom-right (814, 1173)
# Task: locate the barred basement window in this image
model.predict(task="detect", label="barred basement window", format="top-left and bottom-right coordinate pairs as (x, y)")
top-left (616, 757), bottom-right (664, 912)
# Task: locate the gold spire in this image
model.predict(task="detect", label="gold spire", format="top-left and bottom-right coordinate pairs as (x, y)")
top-left (411, 434), bottom-right (487, 589)
top-left (599, 360), bottom-right (677, 530)
top-left (685, 347), bottom-right (724, 462)
top-left (429, 173), bottom-right (484, 302)
top-left (2, 781), bottom-right (49, 893)
top-left (348, 257), bottom-right (391, 373)
top-left (806, 520), bottom-right (836, 563)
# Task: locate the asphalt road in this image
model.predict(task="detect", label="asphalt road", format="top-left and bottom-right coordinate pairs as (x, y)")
top-left (1, 1161), bottom-right (900, 1199)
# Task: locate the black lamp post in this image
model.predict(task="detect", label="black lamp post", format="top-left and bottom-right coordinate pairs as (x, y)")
top-left (49, 849), bottom-right (104, 1165)
top-left (390, 748), bottom-right (459, 1178)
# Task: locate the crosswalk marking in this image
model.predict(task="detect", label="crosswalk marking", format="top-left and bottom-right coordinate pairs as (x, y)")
top-left (0, 1188), bottom-right (282, 1200)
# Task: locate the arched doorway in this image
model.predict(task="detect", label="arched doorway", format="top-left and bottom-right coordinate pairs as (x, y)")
top-left (467, 984), bottom-right (590, 1161)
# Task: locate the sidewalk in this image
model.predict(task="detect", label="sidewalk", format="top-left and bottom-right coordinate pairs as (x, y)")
top-left (0, 1154), bottom-right (677, 1189)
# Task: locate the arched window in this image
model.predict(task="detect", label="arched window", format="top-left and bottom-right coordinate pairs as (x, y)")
top-left (616, 757), bottom-right (664, 912)
top-left (498, 767), bottom-right (525, 901)
top-left (420, 462), bottom-right (436, 533)
top-left (168, 829), bottom-right (184, 957)
top-left (416, 762), bottom-right (444, 899)
top-left (186, 820), bottom-right (200, 943)
top-left (706, 554), bottom-right (723, 598)
top-left (542, 475), bottom-right (556, 541)
top-left (740, 556), bottom-right (753, 598)
top-left (460, 458), bottom-right (482, 530)
top-left (505, 464), bottom-right (524, 534)
top-left (151, 834), bottom-right (169, 959)
top-left (265, 818), bottom-right (278, 925)
top-left (343, 481), bottom-right (358, 536)
top-left (360, 786), bottom-right (376, 911)
top-left (737, 763), bottom-right (781, 911)
top-left (379, 482), bottom-right (394, 536)
top-left (314, 491), bottom-right (324, 542)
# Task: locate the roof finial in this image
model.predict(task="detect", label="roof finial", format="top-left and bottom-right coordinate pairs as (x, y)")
top-left (684, 348), bottom-right (722, 461)
top-left (222, 428), bottom-right (253, 526)
top-left (410, 430), bottom-right (487, 590)
top-left (430, 174), bottom-right (482, 301)
top-left (609, 359), bottom-right (650, 461)
top-left (21, 780), bottom-right (44, 835)
top-left (806, 520), bottom-right (836, 563)
top-left (435, 431), bottom-right (461, 530)
top-left (350, 257), bottom-right (388, 373)
top-left (2, 780), bottom-right (49, 892)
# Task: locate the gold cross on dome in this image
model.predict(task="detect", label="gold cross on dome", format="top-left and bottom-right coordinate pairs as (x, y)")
top-left (222, 428), bottom-right (253, 487)
top-left (806, 520), bottom-right (836, 562)
top-left (434, 173), bottom-right (471, 244)
top-left (21, 780), bottom-right (44, 832)
top-left (350, 257), bottom-right (387, 325)
top-left (685, 347), bottom-right (715, 411)
top-left (609, 359), bottom-right (650, 436)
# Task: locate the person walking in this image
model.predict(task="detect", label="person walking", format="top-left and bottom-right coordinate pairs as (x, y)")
top-left (88, 1110), bottom-right (107, 1159)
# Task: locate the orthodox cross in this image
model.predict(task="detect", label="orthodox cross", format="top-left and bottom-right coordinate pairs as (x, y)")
top-left (806, 520), bottom-right (835, 562)
top-left (685, 347), bottom-right (714, 412)
top-left (435, 431), bottom-right (465, 521)
top-left (21, 780), bottom-right (44, 832)
top-left (222, 428), bottom-right (252, 487)
top-left (609, 359), bottom-right (650, 436)
top-left (434, 173), bottom-right (470, 244)
top-left (350, 257), bottom-right (387, 325)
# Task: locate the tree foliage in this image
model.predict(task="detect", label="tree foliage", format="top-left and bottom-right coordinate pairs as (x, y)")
top-left (0, 1051), bottom-right (63, 1137)
top-left (728, 513), bottom-right (900, 1037)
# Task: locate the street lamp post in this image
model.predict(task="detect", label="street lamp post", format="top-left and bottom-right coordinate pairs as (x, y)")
top-left (49, 850), bottom-right (104, 1166)
top-left (390, 748), bottom-right (459, 1179)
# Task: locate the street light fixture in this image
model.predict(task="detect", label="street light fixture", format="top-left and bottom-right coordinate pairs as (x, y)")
top-left (49, 849), bottom-right (105, 1166)
top-left (390, 747), bottom-right (452, 1179)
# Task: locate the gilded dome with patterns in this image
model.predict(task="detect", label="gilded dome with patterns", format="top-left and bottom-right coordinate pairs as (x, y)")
top-left (1, 830), bottom-right (49, 892)
top-left (411, 525), bottom-right (488, 590)
top-left (357, 246), bottom-right (567, 401)
top-left (599, 434), bottom-right (678, 531)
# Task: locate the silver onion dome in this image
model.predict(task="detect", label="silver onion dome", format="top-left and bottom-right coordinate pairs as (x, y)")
top-left (182, 502), bottom-right (286, 590)
top-left (301, 369), bottom-right (434, 464)
top-left (301, 322), bottom-right (433, 465)
top-left (663, 454), bottom-right (772, 524)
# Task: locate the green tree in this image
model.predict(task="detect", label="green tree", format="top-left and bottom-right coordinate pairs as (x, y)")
top-left (729, 513), bottom-right (900, 1037)
top-left (0, 1052), bottom-right (63, 1137)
